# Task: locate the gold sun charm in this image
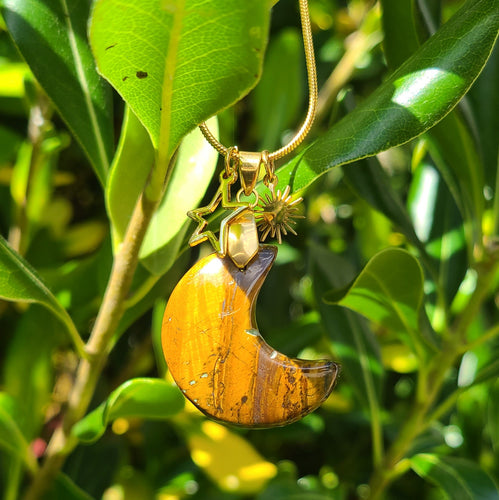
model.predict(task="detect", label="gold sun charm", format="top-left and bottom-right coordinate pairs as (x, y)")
top-left (255, 185), bottom-right (304, 244)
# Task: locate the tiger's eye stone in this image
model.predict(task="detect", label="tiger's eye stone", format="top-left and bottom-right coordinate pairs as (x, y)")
top-left (162, 246), bottom-right (339, 428)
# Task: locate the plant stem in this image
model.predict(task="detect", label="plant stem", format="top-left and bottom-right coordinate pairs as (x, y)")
top-left (368, 344), bottom-right (458, 499)
top-left (367, 254), bottom-right (498, 499)
top-left (316, 4), bottom-right (381, 123)
top-left (23, 191), bottom-right (159, 500)
top-left (452, 258), bottom-right (499, 342)
top-left (8, 94), bottom-right (52, 255)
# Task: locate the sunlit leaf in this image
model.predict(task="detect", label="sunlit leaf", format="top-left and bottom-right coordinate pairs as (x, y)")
top-left (382, 0), bottom-right (486, 245)
top-left (73, 378), bottom-right (184, 443)
top-left (411, 453), bottom-right (499, 499)
top-left (324, 248), bottom-right (425, 350)
top-left (276, 0), bottom-right (499, 193)
top-left (311, 245), bottom-right (384, 408)
top-left (89, 0), bottom-right (270, 160)
top-left (2, 0), bottom-right (114, 184)
top-left (139, 118), bottom-right (219, 275)
top-left (184, 420), bottom-right (277, 494)
top-left (106, 106), bottom-right (155, 248)
top-left (0, 62), bottom-right (30, 98)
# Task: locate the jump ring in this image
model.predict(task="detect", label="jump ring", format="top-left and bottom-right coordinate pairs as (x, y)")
top-left (236, 188), bottom-right (259, 208)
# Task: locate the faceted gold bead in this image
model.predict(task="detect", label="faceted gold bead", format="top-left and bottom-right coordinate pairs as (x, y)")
top-left (227, 210), bottom-right (259, 268)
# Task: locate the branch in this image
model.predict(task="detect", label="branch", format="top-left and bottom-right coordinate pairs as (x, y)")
top-left (23, 180), bottom-right (164, 499)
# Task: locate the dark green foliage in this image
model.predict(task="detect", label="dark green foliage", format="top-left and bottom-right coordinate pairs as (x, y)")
top-left (0, 0), bottom-right (498, 498)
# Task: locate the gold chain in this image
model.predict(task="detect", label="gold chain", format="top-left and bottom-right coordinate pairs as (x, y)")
top-left (198, 0), bottom-right (317, 162)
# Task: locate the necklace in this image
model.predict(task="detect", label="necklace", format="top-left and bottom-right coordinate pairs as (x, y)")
top-left (161, 0), bottom-right (339, 428)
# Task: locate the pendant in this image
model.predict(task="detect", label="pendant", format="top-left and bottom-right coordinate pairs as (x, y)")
top-left (161, 150), bottom-right (339, 427)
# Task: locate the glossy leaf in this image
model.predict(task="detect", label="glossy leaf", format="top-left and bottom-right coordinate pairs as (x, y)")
top-left (408, 161), bottom-right (467, 312)
top-left (89, 0), bottom-right (270, 157)
top-left (276, 0), bottom-right (499, 193)
top-left (0, 393), bottom-right (37, 472)
top-left (0, 235), bottom-right (85, 355)
top-left (323, 248), bottom-right (425, 351)
top-left (382, 0), bottom-right (485, 244)
top-left (411, 453), bottom-right (499, 499)
top-left (139, 118), bottom-right (219, 275)
top-left (73, 378), bottom-right (184, 443)
top-left (311, 245), bottom-right (384, 408)
top-left (253, 28), bottom-right (304, 152)
top-left (185, 420), bottom-right (277, 494)
top-left (2, 0), bottom-right (114, 185)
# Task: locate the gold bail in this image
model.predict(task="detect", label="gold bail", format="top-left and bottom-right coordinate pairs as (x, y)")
top-left (238, 151), bottom-right (262, 196)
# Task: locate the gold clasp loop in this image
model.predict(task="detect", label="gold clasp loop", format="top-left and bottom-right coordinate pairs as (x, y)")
top-left (238, 151), bottom-right (263, 196)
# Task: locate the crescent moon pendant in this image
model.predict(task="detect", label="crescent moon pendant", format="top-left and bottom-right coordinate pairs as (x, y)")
top-left (162, 246), bottom-right (339, 427)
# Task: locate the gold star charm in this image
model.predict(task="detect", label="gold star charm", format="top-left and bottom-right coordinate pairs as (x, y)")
top-left (187, 171), bottom-right (245, 252)
top-left (255, 185), bottom-right (304, 244)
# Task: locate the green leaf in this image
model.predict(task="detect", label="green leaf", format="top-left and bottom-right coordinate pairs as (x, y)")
top-left (106, 107), bottom-right (155, 248)
top-left (425, 112), bottom-right (484, 245)
top-left (381, 0), bottom-right (421, 69)
top-left (0, 393), bottom-right (37, 473)
top-left (139, 118), bottom-right (219, 275)
top-left (411, 453), bottom-right (499, 499)
top-left (73, 378), bottom-right (184, 443)
top-left (408, 160), bottom-right (467, 313)
top-left (3, 306), bottom-right (63, 440)
top-left (382, 0), bottom-right (485, 244)
top-left (324, 248), bottom-right (424, 349)
top-left (89, 0), bottom-right (270, 157)
top-left (276, 0), bottom-right (499, 193)
top-left (0, 235), bottom-right (85, 356)
top-left (311, 245), bottom-right (384, 408)
top-left (468, 42), bottom-right (499, 192)
top-left (253, 28), bottom-right (304, 152)
top-left (342, 155), bottom-right (424, 253)
top-left (2, 0), bottom-right (114, 185)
